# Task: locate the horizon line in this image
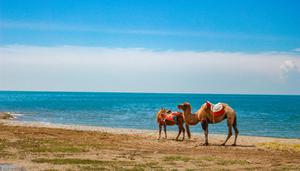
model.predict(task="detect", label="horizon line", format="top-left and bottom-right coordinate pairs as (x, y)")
top-left (0, 90), bottom-right (299, 96)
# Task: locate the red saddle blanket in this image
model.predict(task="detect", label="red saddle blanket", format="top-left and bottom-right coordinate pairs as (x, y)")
top-left (206, 101), bottom-right (225, 117)
top-left (160, 112), bottom-right (181, 124)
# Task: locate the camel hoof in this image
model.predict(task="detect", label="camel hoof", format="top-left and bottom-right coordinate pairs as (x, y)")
top-left (202, 143), bottom-right (209, 146)
top-left (232, 144), bottom-right (236, 146)
top-left (221, 143), bottom-right (226, 146)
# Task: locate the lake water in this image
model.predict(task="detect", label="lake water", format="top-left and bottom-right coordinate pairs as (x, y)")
top-left (0, 91), bottom-right (299, 138)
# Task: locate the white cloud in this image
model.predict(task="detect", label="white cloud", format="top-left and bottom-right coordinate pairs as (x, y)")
top-left (1, 45), bottom-right (300, 94)
top-left (293, 48), bottom-right (300, 52)
top-left (280, 60), bottom-right (300, 81)
top-left (280, 60), bottom-right (298, 73)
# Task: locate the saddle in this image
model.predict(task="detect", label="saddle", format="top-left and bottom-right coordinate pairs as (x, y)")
top-left (160, 111), bottom-right (181, 125)
top-left (206, 101), bottom-right (225, 121)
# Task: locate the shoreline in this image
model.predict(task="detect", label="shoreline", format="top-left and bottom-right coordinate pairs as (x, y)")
top-left (1, 119), bottom-right (299, 145)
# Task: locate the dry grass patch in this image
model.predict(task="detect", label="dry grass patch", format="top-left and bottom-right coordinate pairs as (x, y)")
top-left (273, 165), bottom-right (300, 171)
top-left (1, 137), bottom-right (88, 154)
top-left (32, 158), bottom-right (160, 170)
top-left (162, 155), bottom-right (249, 168)
top-left (32, 158), bottom-right (134, 166)
top-left (164, 155), bottom-right (192, 162)
top-left (197, 156), bottom-right (249, 166)
top-left (258, 142), bottom-right (300, 152)
top-left (0, 139), bottom-right (7, 151)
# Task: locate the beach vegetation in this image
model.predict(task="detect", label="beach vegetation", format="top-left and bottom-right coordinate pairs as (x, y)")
top-left (0, 124), bottom-right (298, 170)
top-left (258, 142), bottom-right (300, 152)
top-left (77, 165), bottom-right (108, 171)
top-left (8, 138), bottom-right (88, 153)
top-left (162, 155), bottom-right (249, 169)
top-left (201, 156), bottom-right (248, 165)
top-left (32, 158), bottom-right (134, 165)
top-left (133, 162), bottom-right (163, 170)
top-left (272, 165), bottom-right (300, 171)
top-left (0, 139), bottom-right (7, 151)
top-left (163, 155), bottom-right (192, 162)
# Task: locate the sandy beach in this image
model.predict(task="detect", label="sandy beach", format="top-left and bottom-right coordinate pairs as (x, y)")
top-left (0, 119), bottom-right (299, 171)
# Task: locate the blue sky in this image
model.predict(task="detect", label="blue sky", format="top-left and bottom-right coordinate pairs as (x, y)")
top-left (0, 0), bottom-right (300, 94)
top-left (1, 0), bottom-right (300, 51)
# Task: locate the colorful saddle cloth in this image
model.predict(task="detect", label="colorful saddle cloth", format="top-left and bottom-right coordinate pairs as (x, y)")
top-left (206, 101), bottom-right (225, 117)
top-left (160, 111), bottom-right (182, 125)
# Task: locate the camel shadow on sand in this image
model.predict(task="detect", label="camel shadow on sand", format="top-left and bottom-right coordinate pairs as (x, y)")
top-left (166, 139), bottom-right (255, 148)
top-left (207, 144), bottom-right (255, 148)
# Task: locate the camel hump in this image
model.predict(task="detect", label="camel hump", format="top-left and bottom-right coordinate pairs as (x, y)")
top-left (206, 101), bottom-right (225, 117)
top-left (161, 111), bottom-right (182, 124)
top-left (206, 101), bottom-right (223, 112)
top-left (212, 103), bottom-right (223, 113)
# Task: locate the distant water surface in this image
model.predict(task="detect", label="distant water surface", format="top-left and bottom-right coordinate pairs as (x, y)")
top-left (0, 91), bottom-right (299, 138)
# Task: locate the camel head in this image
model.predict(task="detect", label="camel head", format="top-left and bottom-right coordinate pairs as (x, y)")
top-left (157, 108), bottom-right (166, 115)
top-left (156, 108), bottom-right (166, 123)
top-left (177, 102), bottom-right (192, 112)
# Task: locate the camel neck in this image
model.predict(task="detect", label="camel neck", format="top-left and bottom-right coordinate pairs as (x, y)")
top-left (183, 109), bottom-right (196, 124)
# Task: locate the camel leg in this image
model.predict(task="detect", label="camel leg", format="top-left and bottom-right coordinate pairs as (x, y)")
top-left (201, 121), bottom-right (209, 145)
top-left (182, 125), bottom-right (185, 140)
top-left (232, 117), bottom-right (239, 146)
top-left (163, 124), bottom-right (167, 139)
top-left (176, 126), bottom-right (182, 141)
top-left (222, 120), bottom-right (233, 146)
top-left (157, 124), bottom-right (162, 140)
top-left (185, 123), bottom-right (191, 139)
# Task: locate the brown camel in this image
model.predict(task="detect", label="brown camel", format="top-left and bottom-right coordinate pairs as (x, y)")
top-left (156, 108), bottom-right (185, 141)
top-left (178, 102), bottom-right (238, 146)
top-left (174, 104), bottom-right (199, 139)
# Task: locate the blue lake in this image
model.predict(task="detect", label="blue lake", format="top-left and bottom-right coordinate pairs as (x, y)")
top-left (0, 91), bottom-right (299, 138)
